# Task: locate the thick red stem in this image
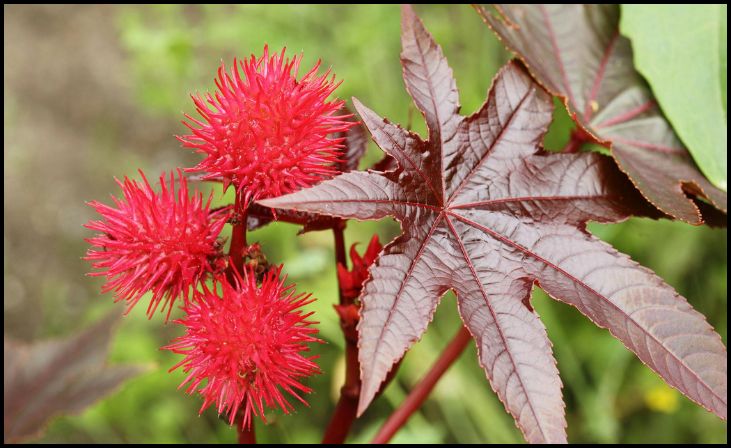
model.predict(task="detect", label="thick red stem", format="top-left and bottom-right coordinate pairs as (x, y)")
top-left (227, 192), bottom-right (247, 281)
top-left (372, 326), bottom-right (472, 444)
top-left (323, 224), bottom-right (404, 442)
top-left (237, 424), bottom-right (256, 444)
top-left (562, 126), bottom-right (593, 153)
top-left (332, 222), bottom-right (348, 293)
top-left (227, 192), bottom-right (254, 444)
top-left (322, 221), bottom-right (361, 444)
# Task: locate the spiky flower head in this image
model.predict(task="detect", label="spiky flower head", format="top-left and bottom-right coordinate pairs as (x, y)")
top-left (165, 266), bottom-right (321, 428)
top-left (337, 234), bottom-right (382, 301)
top-left (179, 46), bottom-right (355, 203)
top-left (85, 170), bottom-right (228, 319)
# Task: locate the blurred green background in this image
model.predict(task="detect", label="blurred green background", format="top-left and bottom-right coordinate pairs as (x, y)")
top-left (3, 4), bottom-right (726, 444)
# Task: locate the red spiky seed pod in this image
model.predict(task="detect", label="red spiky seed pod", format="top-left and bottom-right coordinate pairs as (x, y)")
top-left (84, 170), bottom-right (228, 320)
top-left (165, 266), bottom-right (321, 429)
top-left (179, 46), bottom-right (356, 203)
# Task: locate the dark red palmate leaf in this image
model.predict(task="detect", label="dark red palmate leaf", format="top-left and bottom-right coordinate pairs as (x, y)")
top-left (260, 5), bottom-right (727, 443)
top-left (473, 4), bottom-right (727, 225)
top-left (4, 311), bottom-right (146, 443)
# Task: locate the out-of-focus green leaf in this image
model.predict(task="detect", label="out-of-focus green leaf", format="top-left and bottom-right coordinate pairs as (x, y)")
top-left (621, 4), bottom-right (727, 191)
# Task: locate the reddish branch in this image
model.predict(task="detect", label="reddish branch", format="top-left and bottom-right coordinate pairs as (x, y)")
top-left (323, 227), bottom-right (403, 443)
top-left (372, 326), bottom-right (472, 444)
top-left (227, 192), bottom-right (248, 281)
top-left (227, 192), bottom-right (255, 444)
top-left (237, 425), bottom-right (256, 444)
top-left (561, 125), bottom-right (594, 153)
top-left (322, 221), bottom-right (361, 444)
top-left (332, 222), bottom-right (348, 277)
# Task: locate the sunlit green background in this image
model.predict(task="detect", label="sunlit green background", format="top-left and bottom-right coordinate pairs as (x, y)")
top-left (4, 4), bottom-right (727, 444)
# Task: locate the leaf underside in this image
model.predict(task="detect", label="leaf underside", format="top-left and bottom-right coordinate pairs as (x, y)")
top-left (3, 311), bottom-right (146, 443)
top-left (260, 4), bottom-right (727, 443)
top-left (474, 4), bottom-right (727, 225)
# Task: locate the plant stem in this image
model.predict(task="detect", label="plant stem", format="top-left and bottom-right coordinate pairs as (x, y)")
top-left (237, 424), bottom-right (256, 444)
top-left (561, 126), bottom-right (592, 153)
top-left (332, 222), bottom-right (348, 293)
top-left (227, 192), bottom-right (254, 445)
top-left (372, 326), bottom-right (472, 444)
top-left (322, 220), bottom-right (361, 444)
top-left (228, 191), bottom-right (247, 280)
top-left (322, 345), bottom-right (360, 444)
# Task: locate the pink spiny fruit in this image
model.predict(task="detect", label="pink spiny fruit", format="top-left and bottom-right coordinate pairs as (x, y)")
top-left (165, 265), bottom-right (321, 429)
top-left (178, 46), bottom-right (355, 203)
top-left (85, 170), bottom-right (228, 320)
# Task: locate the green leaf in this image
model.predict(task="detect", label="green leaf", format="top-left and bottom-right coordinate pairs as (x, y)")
top-left (721, 5), bottom-right (727, 116)
top-left (621, 4), bottom-right (727, 192)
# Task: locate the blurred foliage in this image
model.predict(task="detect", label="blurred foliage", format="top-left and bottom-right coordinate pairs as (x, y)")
top-left (4, 4), bottom-right (725, 444)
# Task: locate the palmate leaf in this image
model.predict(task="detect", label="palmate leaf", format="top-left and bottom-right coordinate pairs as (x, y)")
top-left (260, 5), bottom-right (727, 443)
top-left (474, 4), bottom-right (727, 225)
top-left (4, 311), bottom-right (146, 443)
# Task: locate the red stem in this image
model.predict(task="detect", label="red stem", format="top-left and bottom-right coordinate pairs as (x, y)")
top-left (237, 424), bottom-right (256, 444)
top-left (372, 326), bottom-right (472, 444)
top-left (322, 221), bottom-right (361, 444)
top-left (332, 222), bottom-right (348, 295)
top-left (562, 126), bottom-right (592, 153)
top-left (227, 192), bottom-right (247, 281)
top-left (322, 343), bottom-right (361, 444)
top-left (227, 192), bottom-right (254, 444)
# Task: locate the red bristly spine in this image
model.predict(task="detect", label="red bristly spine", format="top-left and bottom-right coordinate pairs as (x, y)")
top-left (84, 169), bottom-right (228, 320)
top-left (178, 46), bottom-right (355, 201)
top-left (164, 266), bottom-right (322, 430)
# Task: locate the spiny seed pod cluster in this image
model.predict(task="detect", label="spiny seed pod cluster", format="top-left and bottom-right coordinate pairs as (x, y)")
top-left (84, 46), bottom-right (354, 427)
